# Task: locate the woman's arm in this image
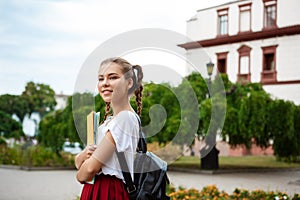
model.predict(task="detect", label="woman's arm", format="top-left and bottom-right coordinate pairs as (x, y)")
top-left (76, 131), bottom-right (116, 183)
top-left (74, 144), bottom-right (97, 169)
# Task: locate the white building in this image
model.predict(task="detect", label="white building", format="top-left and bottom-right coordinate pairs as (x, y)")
top-left (179, 0), bottom-right (300, 105)
top-left (54, 93), bottom-right (69, 110)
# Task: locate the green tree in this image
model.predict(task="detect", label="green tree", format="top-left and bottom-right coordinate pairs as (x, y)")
top-left (268, 99), bottom-right (298, 161)
top-left (21, 81), bottom-right (57, 117)
top-left (0, 94), bottom-right (29, 122)
top-left (38, 94), bottom-right (88, 152)
top-left (141, 83), bottom-right (181, 144)
top-left (184, 72), bottom-right (208, 138)
top-left (293, 105), bottom-right (300, 159)
top-left (38, 110), bottom-right (66, 153)
top-left (169, 79), bottom-right (199, 145)
top-left (0, 111), bottom-right (24, 139)
top-left (223, 82), bottom-right (271, 149)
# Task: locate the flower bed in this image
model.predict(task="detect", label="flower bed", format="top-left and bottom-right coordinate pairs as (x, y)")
top-left (168, 185), bottom-right (300, 200)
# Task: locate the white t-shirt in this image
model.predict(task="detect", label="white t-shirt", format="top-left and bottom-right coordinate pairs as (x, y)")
top-left (95, 110), bottom-right (139, 181)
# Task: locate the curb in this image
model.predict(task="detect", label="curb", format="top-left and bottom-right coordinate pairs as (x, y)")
top-left (167, 166), bottom-right (300, 174)
top-left (0, 165), bottom-right (76, 171)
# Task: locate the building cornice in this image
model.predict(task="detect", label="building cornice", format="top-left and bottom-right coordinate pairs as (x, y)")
top-left (263, 80), bottom-right (300, 85)
top-left (178, 25), bottom-right (300, 49)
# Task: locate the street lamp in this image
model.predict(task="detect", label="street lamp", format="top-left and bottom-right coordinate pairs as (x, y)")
top-left (200, 59), bottom-right (219, 170)
top-left (206, 60), bottom-right (214, 78)
top-left (206, 60), bottom-right (214, 98)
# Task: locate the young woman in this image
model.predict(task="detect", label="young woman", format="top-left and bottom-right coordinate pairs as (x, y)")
top-left (75, 57), bottom-right (144, 200)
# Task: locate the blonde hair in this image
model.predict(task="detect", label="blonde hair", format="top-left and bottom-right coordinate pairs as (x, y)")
top-left (100, 57), bottom-right (144, 119)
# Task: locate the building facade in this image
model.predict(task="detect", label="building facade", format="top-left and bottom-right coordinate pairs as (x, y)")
top-left (54, 93), bottom-right (69, 110)
top-left (179, 0), bottom-right (300, 105)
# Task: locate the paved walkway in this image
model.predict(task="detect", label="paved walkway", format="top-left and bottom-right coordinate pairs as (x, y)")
top-left (0, 167), bottom-right (299, 200)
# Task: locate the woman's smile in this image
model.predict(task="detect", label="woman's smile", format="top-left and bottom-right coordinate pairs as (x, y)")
top-left (102, 89), bottom-right (113, 95)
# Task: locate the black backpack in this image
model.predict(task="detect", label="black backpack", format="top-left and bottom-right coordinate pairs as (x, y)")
top-left (116, 118), bottom-right (170, 200)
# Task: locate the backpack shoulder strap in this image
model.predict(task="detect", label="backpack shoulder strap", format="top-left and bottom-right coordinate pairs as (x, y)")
top-left (134, 114), bottom-right (147, 153)
top-left (116, 113), bottom-right (146, 194)
top-left (116, 151), bottom-right (136, 194)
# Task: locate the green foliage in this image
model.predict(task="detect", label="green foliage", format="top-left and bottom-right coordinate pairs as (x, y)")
top-left (0, 111), bottom-right (24, 139)
top-left (0, 94), bottom-right (29, 122)
top-left (38, 110), bottom-right (66, 152)
top-left (38, 92), bottom-right (106, 151)
top-left (186, 72), bottom-right (208, 103)
top-left (0, 145), bottom-right (74, 167)
top-left (20, 145), bottom-right (74, 167)
top-left (0, 137), bottom-right (6, 145)
top-left (224, 82), bottom-right (271, 149)
top-left (269, 99), bottom-right (299, 161)
top-left (141, 83), bottom-right (181, 144)
top-left (248, 90), bottom-right (271, 147)
top-left (95, 94), bottom-right (108, 122)
top-left (21, 81), bottom-right (57, 117)
top-left (0, 145), bottom-right (21, 165)
top-left (38, 95), bottom-right (81, 152)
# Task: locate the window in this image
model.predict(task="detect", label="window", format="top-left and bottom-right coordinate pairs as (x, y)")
top-left (264, 53), bottom-right (274, 71)
top-left (216, 52), bottom-right (228, 74)
top-left (261, 45), bottom-right (278, 83)
top-left (240, 56), bottom-right (249, 74)
top-left (237, 45), bottom-right (251, 83)
top-left (263, 0), bottom-right (277, 28)
top-left (218, 8), bottom-right (228, 36)
top-left (218, 59), bottom-right (226, 73)
top-left (239, 3), bottom-right (251, 32)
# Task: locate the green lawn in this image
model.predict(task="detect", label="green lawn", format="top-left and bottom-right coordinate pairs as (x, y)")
top-left (169, 156), bottom-right (300, 170)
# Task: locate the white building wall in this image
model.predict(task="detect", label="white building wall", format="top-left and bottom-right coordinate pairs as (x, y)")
top-left (249, 40), bottom-right (263, 82)
top-left (251, 0), bottom-right (263, 31)
top-left (264, 84), bottom-right (300, 105)
top-left (278, 0), bottom-right (300, 27)
top-left (277, 35), bottom-right (300, 80)
top-left (187, 9), bottom-right (217, 41)
top-left (227, 2), bottom-right (239, 35)
top-left (185, 48), bottom-right (213, 77)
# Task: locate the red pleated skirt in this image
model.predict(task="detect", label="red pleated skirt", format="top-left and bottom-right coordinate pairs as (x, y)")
top-left (80, 174), bottom-right (129, 200)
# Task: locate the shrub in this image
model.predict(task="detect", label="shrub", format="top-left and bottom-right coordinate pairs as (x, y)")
top-left (0, 145), bottom-right (74, 167)
top-left (0, 145), bottom-right (20, 165)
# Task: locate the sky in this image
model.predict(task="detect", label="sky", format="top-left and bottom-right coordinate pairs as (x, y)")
top-left (0, 0), bottom-right (231, 95)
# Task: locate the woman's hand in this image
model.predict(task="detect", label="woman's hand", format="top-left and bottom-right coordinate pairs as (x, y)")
top-left (76, 131), bottom-right (116, 183)
top-left (75, 144), bottom-right (97, 169)
top-left (85, 144), bottom-right (97, 158)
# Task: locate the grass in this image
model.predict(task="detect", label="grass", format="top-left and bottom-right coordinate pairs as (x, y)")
top-left (169, 155), bottom-right (300, 170)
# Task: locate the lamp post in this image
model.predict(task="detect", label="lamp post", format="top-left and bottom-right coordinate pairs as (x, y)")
top-left (206, 60), bottom-right (214, 97)
top-left (200, 60), bottom-right (220, 170)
